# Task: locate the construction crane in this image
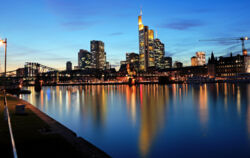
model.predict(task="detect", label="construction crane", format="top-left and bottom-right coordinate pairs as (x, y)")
top-left (199, 36), bottom-right (249, 56)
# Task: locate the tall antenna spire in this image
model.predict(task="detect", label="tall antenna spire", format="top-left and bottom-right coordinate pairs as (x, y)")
top-left (156, 30), bottom-right (158, 38)
top-left (140, 6), bottom-right (142, 16)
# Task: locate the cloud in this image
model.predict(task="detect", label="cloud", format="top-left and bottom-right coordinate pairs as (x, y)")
top-left (45, 0), bottom-right (99, 30)
top-left (189, 8), bottom-right (214, 14)
top-left (108, 32), bottom-right (123, 36)
top-left (217, 40), bottom-right (239, 46)
top-left (39, 57), bottom-right (71, 61)
top-left (8, 44), bottom-right (71, 65)
top-left (45, 0), bottom-right (132, 20)
top-left (45, 0), bottom-right (133, 31)
top-left (45, 0), bottom-right (97, 20)
top-left (159, 19), bottom-right (204, 30)
top-left (165, 51), bottom-right (174, 57)
top-left (61, 21), bottom-right (96, 31)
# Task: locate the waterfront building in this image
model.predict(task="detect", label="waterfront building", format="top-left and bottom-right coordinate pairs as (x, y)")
top-left (163, 57), bottom-right (172, 69)
top-left (161, 65), bottom-right (207, 80)
top-left (74, 66), bottom-right (79, 70)
top-left (173, 61), bottom-right (183, 68)
top-left (24, 62), bottom-right (39, 77)
top-left (243, 49), bottom-right (248, 56)
top-left (106, 62), bottom-right (111, 70)
top-left (208, 52), bottom-right (250, 77)
top-left (217, 54), bottom-right (245, 77)
top-left (196, 52), bottom-right (206, 66)
top-left (191, 56), bottom-right (198, 66)
top-left (245, 56), bottom-right (250, 73)
top-left (138, 11), bottom-right (155, 71)
top-left (78, 49), bottom-right (92, 69)
top-left (207, 52), bottom-right (216, 78)
top-left (16, 68), bottom-right (25, 77)
top-left (66, 61), bottom-right (72, 71)
top-left (126, 52), bottom-right (139, 71)
top-left (154, 38), bottom-right (165, 69)
top-left (91, 40), bottom-right (106, 70)
top-left (126, 52), bottom-right (139, 64)
top-left (120, 61), bottom-right (127, 66)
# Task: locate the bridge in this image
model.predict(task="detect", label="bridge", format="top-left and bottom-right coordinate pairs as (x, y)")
top-left (0, 62), bottom-right (59, 85)
top-left (0, 62), bottom-right (171, 85)
top-left (0, 62), bottom-right (58, 77)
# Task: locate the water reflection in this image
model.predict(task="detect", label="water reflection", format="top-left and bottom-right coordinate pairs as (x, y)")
top-left (199, 85), bottom-right (208, 127)
top-left (138, 85), bottom-right (168, 157)
top-left (126, 86), bottom-right (137, 125)
top-left (247, 85), bottom-right (250, 138)
top-left (81, 86), bottom-right (108, 128)
top-left (21, 84), bottom-right (250, 158)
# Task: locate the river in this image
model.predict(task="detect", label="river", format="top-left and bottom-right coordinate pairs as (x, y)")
top-left (21, 83), bottom-right (250, 158)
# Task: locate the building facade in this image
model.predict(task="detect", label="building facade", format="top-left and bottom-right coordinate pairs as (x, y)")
top-left (208, 53), bottom-right (250, 77)
top-left (154, 38), bottom-right (165, 69)
top-left (106, 62), bottom-right (111, 70)
top-left (174, 61), bottom-right (183, 68)
top-left (126, 52), bottom-right (139, 71)
top-left (16, 68), bottom-right (25, 77)
top-left (66, 61), bottom-right (72, 71)
top-left (191, 56), bottom-right (198, 66)
top-left (163, 57), bottom-right (172, 69)
top-left (91, 40), bottom-right (106, 70)
top-left (78, 49), bottom-right (92, 69)
top-left (138, 11), bottom-right (155, 71)
top-left (196, 52), bottom-right (206, 66)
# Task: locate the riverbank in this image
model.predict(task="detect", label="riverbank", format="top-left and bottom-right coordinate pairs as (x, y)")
top-left (0, 92), bottom-right (110, 158)
top-left (25, 81), bottom-right (158, 86)
top-left (24, 79), bottom-right (250, 87)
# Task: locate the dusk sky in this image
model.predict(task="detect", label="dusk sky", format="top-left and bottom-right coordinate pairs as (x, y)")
top-left (0, 0), bottom-right (250, 71)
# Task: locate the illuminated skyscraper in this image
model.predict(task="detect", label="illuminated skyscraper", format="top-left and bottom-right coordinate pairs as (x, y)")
top-left (163, 57), bottom-right (172, 69)
top-left (191, 56), bottom-right (198, 66)
top-left (91, 40), bottom-right (106, 70)
top-left (196, 52), bottom-right (206, 66)
top-left (78, 49), bottom-right (92, 69)
top-left (138, 11), bottom-right (155, 71)
top-left (154, 38), bottom-right (165, 69)
top-left (126, 52), bottom-right (139, 71)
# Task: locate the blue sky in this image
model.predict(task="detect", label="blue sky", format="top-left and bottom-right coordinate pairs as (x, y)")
top-left (0, 0), bottom-right (250, 71)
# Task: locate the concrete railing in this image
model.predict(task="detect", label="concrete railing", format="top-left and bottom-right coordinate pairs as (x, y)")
top-left (3, 91), bottom-right (18, 158)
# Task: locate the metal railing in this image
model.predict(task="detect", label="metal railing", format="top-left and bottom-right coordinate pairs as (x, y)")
top-left (3, 91), bottom-right (18, 158)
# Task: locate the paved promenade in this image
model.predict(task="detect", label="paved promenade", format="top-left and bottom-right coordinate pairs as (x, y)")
top-left (0, 92), bottom-right (109, 158)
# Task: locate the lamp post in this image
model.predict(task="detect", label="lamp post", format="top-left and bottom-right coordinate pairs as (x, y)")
top-left (0, 38), bottom-right (7, 77)
top-left (0, 38), bottom-right (7, 92)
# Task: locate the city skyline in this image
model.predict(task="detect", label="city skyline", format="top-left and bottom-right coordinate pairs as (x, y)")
top-left (0, 0), bottom-right (250, 71)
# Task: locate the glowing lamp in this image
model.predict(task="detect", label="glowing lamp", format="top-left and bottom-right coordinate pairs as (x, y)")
top-left (0, 40), bottom-right (4, 46)
top-left (243, 49), bottom-right (248, 56)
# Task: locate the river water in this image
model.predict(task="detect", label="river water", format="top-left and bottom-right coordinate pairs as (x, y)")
top-left (21, 83), bottom-right (250, 158)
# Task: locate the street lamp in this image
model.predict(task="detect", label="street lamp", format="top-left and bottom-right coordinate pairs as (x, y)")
top-left (0, 38), bottom-right (7, 77)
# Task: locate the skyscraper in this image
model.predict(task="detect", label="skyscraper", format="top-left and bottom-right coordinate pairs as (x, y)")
top-left (138, 11), bottom-right (155, 71)
top-left (163, 57), bottom-right (172, 69)
top-left (174, 61), bottom-right (183, 68)
top-left (126, 53), bottom-right (139, 64)
top-left (191, 56), bottom-right (198, 66)
top-left (154, 38), bottom-right (165, 69)
top-left (196, 52), bottom-right (206, 66)
top-left (91, 40), bottom-right (106, 70)
top-left (78, 49), bottom-right (92, 69)
top-left (66, 61), bottom-right (72, 71)
top-left (126, 52), bottom-right (139, 71)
